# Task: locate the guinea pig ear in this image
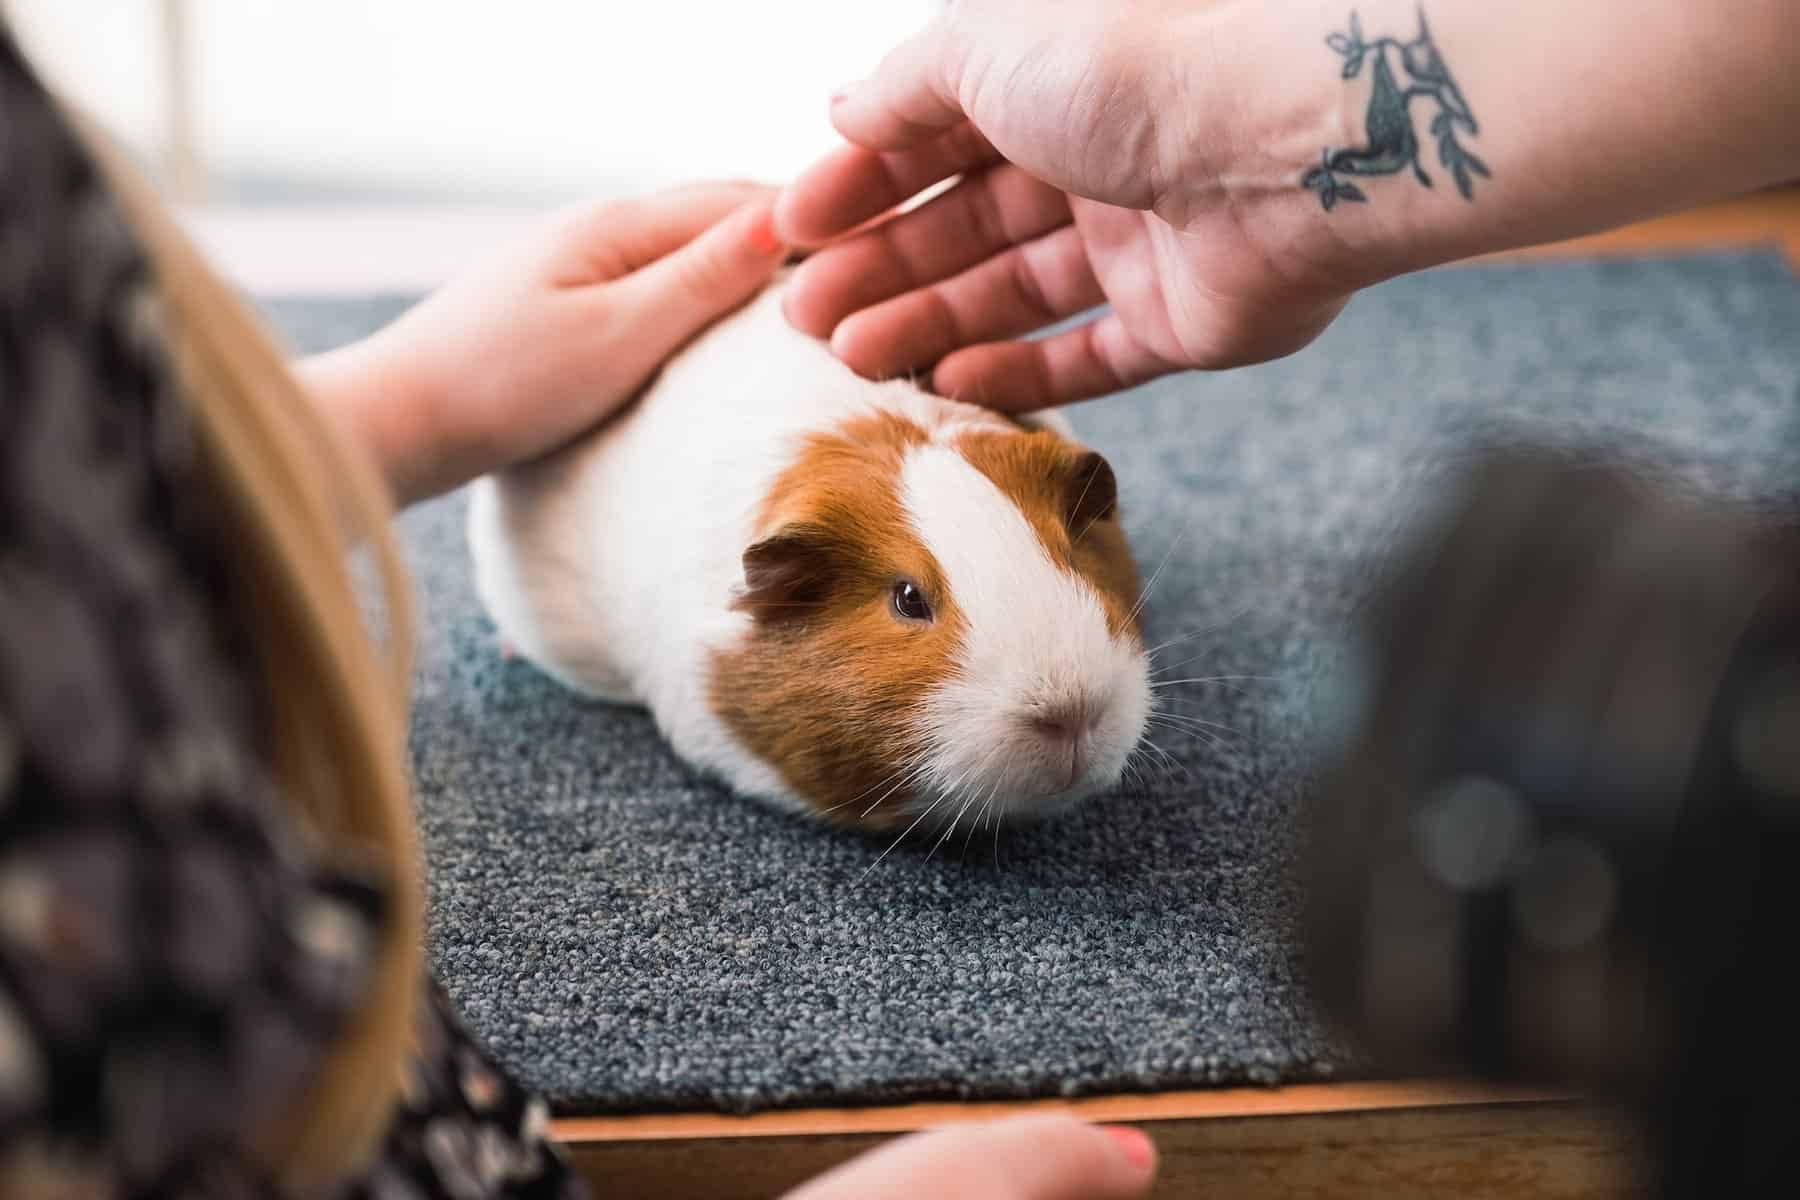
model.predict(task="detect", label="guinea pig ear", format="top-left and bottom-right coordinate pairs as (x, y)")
top-left (1064, 450), bottom-right (1119, 530)
top-left (733, 523), bottom-right (839, 618)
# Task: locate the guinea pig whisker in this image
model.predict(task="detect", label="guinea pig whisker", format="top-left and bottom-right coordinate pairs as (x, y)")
top-left (1116, 737), bottom-right (1188, 791)
top-left (1116, 756), bottom-right (1151, 797)
top-left (858, 759), bottom-right (936, 820)
top-left (915, 765), bottom-right (978, 827)
top-left (821, 749), bottom-right (933, 817)
top-left (1148, 737), bottom-right (1186, 770)
top-left (924, 739), bottom-right (1006, 819)
top-left (1142, 605), bottom-right (1254, 659)
top-left (1151, 708), bottom-right (1247, 739)
top-left (1149, 709), bottom-right (1238, 734)
top-left (1149, 647), bottom-right (1231, 679)
top-left (925, 786), bottom-right (988, 864)
top-left (1155, 753), bottom-right (1192, 787)
top-left (1148, 674), bottom-right (1275, 694)
top-left (1067, 458), bottom-right (1103, 539)
top-left (1145, 715), bottom-right (1229, 749)
top-left (1124, 516), bottom-right (1195, 629)
top-left (1131, 738), bottom-right (1188, 786)
top-left (1148, 717), bottom-right (1250, 756)
top-left (1148, 730), bottom-right (1224, 755)
top-left (923, 744), bottom-right (1009, 867)
top-left (961, 790), bottom-right (1001, 864)
top-left (860, 789), bottom-right (956, 882)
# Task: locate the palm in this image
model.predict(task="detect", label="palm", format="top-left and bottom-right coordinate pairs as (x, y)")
top-left (1070, 198), bottom-right (1340, 381)
top-left (1068, 202), bottom-right (1191, 368)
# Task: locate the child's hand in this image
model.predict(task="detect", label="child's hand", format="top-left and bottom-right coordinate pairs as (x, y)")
top-left (782, 1114), bottom-right (1157, 1200)
top-left (303, 181), bottom-right (787, 505)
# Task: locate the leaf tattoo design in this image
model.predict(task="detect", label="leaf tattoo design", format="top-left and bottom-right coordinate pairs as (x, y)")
top-left (1304, 7), bottom-right (1488, 211)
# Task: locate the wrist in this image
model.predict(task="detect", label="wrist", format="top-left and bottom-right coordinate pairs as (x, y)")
top-left (297, 333), bottom-right (436, 508)
top-left (1153, 1), bottom-right (1414, 294)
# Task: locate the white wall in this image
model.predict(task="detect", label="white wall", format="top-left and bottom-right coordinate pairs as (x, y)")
top-left (9, 1), bottom-right (937, 203)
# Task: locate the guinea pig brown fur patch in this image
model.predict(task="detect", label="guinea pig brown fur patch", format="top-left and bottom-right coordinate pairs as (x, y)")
top-left (954, 430), bottom-right (1143, 640)
top-left (709, 412), bottom-right (963, 829)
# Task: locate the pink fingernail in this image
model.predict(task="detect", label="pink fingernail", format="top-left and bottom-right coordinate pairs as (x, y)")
top-left (748, 205), bottom-right (784, 256)
top-left (1102, 1126), bottom-right (1155, 1171)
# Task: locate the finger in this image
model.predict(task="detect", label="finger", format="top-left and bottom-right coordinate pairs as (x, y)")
top-left (829, 17), bottom-right (967, 151)
top-left (544, 180), bottom-right (777, 285)
top-left (774, 121), bottom-right (999, 247)
top-left (782, 1115), bottom-right (1156, 1200)
top-left (932, 313), bottom-right (1183, 412)
top-left (830, 225), bottom-right (1105, 380)
top-left (784, 165), bottom-right (1071, 338)
top-left (603, 197), bottom-right (788, 367)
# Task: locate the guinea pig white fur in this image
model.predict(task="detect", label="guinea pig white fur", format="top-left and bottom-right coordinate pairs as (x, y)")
top-left (467, 274), bottom-right (1150, 831)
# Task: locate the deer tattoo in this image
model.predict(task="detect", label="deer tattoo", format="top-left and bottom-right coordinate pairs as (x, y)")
top-left (1303, 8), bottom-right (1489, 211)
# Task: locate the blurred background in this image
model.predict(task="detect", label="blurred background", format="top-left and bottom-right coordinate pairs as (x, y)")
top-left (6, 1), bottom-right (938, 289)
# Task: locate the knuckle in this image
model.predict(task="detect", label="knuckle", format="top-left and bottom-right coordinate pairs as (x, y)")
top-left (1006, 250), bottom-right (1056, 323)
top-left (677, 248), bottom-right (745, 303)
top-left (962, 171), bottom-right (1010, 249)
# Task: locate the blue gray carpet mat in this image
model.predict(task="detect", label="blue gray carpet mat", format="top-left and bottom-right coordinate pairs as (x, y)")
top-left (259, 248), bottom-right (1800, 1115)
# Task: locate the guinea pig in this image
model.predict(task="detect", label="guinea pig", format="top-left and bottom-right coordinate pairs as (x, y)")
top-left (467, 273), bottom-right (1151, 833)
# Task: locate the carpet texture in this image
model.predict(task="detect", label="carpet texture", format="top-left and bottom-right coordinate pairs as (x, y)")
top-left (259, 249), bottom-right (1800, 1115)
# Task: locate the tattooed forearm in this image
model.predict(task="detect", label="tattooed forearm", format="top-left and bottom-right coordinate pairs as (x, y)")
top-left (1302, 7), bottom-right (1488, 211)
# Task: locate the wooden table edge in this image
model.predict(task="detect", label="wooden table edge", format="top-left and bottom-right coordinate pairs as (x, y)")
top-left (551, 1080), bottom-right (1566, 1144)
top-left (1474, 186), bottom-right (1800, 268)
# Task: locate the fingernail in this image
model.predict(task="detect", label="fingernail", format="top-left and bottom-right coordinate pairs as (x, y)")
top-left (1102, 1126), bottom-right (1155, 1171)
top-left (747, 204), bottom-right (785, 256)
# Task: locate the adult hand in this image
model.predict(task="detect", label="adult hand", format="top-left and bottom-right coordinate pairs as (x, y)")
top-left (774, 0), bottom-right (1351, 411)
top-left (781, 1114), bottom-right (1157, 1200)
top-left (303, 181), bottom-right (787, 505)
top-left (780, 0), bottom-right (1800, 413)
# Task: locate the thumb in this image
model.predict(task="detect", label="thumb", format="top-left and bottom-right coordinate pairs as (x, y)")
top-left (830, 15), bottom-right (968, 151)
top-left (782, 1114), bottom-right (1157, 1200)
top-left (606, 197), bottom-right (788, 367)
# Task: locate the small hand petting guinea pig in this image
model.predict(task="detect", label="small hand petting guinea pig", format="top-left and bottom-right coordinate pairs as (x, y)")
top-left (468, 272), bottom-right (1151, 832)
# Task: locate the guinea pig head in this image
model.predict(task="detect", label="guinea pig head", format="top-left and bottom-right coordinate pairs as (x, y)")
top-left (710, 411), bottom-right (1149, 831)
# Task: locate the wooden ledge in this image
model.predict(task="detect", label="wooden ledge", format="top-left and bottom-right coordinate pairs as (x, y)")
top-left (553, 1082), bottom-right (1647, 1197)
top-left (551, 1079), bottom-right (1555, 1143)
top-left (1478, 185), bottom-right (1800, 268)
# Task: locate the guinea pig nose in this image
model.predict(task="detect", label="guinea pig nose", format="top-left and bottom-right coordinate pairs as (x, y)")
top-left (1031, 702), bottom-right (1096, 743)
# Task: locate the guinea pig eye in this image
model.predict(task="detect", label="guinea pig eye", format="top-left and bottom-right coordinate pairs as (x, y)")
top-left (890, 579), bottom-right (933, 623)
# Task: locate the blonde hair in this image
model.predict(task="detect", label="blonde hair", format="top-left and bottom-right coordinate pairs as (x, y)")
top-left (77, 122), bottom-right (425, 1185)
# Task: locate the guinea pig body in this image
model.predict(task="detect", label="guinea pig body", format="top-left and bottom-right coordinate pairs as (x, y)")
top-left (468, 275), bottom-right (1150, 830)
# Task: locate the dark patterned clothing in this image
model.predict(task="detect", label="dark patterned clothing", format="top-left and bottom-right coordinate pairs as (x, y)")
top-left (0, 24), bottom-right (584, 1200)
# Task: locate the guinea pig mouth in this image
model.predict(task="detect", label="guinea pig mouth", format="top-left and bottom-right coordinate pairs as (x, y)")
top-left (1017, 778), bottom-right (1103, 818)
top-left (1016, 747), bottom-right (1115, 810)
top-left (1051, 745), bottom-right (1087, 793)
